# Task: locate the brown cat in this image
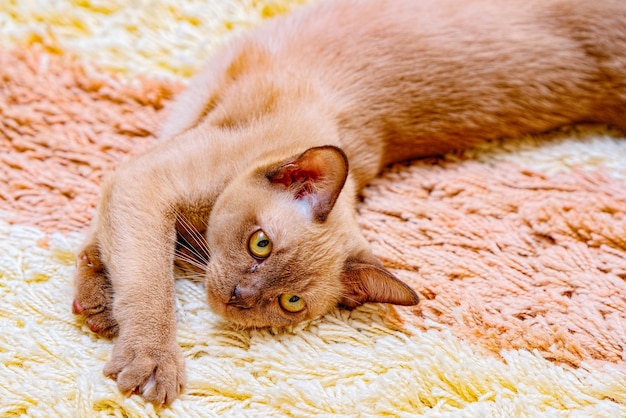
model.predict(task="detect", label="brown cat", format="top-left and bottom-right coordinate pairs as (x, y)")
top-left (72, 0), bottom-right (626, 405)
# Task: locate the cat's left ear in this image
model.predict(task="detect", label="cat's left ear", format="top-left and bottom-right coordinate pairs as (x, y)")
top-left (339, 251), bottom-right (419, 308)
top-left (266, 146), bottom-right (348, 222)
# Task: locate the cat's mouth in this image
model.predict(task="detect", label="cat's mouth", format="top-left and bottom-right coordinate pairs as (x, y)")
top-left (227, 299), bottom-right (252, 309)
top-left (207, 284), bottom-right (260, 324)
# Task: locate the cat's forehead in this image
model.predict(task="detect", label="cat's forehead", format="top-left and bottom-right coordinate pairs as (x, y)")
top-left (209, 181), bottom-right (313, 243)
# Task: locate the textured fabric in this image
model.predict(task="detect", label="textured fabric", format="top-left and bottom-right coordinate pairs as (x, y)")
top-left (0, 1), bottom-right (625, 416)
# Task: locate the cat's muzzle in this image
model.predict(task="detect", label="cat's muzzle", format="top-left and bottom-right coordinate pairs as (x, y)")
top-left (227, 284), bottom-right (257, 309)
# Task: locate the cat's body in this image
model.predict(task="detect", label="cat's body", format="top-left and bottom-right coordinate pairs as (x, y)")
top-left (73, 0), bottom-right (626, 405)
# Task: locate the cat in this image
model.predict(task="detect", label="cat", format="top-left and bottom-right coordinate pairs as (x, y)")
top-left (72, 0), bottom-right (626, 405)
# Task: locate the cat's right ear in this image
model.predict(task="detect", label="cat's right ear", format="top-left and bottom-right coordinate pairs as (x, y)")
top-left (339, 250), bottom-right (419, 308)
top-left (266, 146), bottom-right (349, 222)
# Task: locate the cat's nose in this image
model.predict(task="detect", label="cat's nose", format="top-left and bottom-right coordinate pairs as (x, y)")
top-left (227, 284), bottom-right (256, 309)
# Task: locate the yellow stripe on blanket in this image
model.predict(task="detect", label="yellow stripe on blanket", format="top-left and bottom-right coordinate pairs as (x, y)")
top-left (0, 0), bottom-right (310, 79)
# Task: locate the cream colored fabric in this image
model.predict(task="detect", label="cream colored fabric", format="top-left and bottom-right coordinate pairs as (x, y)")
top-left (0, 0), bottom-right (309, 80)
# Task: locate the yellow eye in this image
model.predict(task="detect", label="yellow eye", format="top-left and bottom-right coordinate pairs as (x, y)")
top-left (279, 294), bottom-right (306, 313)
top-left (248, 229), bottom-right (272, 259)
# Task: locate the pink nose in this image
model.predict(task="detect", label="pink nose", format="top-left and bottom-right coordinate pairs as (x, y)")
top-left (227, 285), bottom-right (257, 309)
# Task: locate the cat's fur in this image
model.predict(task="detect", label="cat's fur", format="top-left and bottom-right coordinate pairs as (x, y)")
top-left (72, 0), bottom-right (626, 405)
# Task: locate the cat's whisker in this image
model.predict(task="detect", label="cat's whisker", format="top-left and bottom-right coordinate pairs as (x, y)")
top-left (182, 227), bottom-right (210, 262)
top-left (174, 250), bottom-right (207, 267)
top-left (176, 272), bottom-right (207, 283)
top-left (174, 249), bottom-right (209, 272)
top-left (176, 234), bottom-right (209, 265)
top-left (175, 210), bottom-right (200, 239)
top-left (170, 205), bottom-right (202, 236)
top-left (170, 205), bottom-right (194, 235)
top-left (169, 204), bottom-right (211, 263)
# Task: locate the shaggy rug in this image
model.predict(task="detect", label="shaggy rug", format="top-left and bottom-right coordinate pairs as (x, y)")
top-left (1, 1), bottom-right (625, 416)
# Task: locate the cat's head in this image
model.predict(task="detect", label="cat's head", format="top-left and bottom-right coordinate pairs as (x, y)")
top-left (204, 146), bottom-right (419, 328)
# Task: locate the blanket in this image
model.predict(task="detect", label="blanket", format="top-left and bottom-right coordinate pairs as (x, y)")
top-left (1, 1), bottom-right (625, 416)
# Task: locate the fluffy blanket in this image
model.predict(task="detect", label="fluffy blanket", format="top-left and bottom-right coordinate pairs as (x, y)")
top-left (1, 1), bottom-right (625, 416)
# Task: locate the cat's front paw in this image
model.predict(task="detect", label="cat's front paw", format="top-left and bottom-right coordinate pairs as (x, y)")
top-left (72, 245), bottom-right (119, 338)
top-left (103, 338), bottom-right (186, 406)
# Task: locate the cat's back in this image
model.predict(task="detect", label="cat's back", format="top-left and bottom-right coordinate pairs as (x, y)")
top-left (250, 0), bottom-right (624, 85)
top-left (253, 0), bottom-right (559, 75)
top-left (248, 0), bottom-right (626, 161)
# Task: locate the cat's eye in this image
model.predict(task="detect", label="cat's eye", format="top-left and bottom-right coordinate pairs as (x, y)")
top-left (248, 229), bottom-right (272, 259)
top-left (279, 294), bottom-right (306, 313)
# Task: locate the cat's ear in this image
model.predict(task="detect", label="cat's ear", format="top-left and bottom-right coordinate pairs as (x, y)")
top-left (266, 146), bottom-right (349, 222)
top-left (339, 251), bottom-right (419, 308)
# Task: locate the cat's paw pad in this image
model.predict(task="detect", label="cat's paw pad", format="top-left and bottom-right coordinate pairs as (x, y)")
top-left (103, 341), bottom-right (186, 406)
top-left (73, 247), bottom-right (118, 338)
top-left (74, 301), bottom-right (119, 338)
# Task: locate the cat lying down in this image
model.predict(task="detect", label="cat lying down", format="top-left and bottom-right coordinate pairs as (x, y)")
top-left (72, 0), bottom-right (626, 405)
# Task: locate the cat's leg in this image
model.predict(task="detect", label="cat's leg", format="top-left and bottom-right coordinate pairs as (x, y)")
top-left (93, 165), bottom-right (185, 406)
top-left (72, 233), bottom-right (119, 338)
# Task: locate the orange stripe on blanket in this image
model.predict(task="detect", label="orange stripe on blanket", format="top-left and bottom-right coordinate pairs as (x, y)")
top-left (359, 159), bottom-right (626, 370)
top-left (0, 48), bottom-right (181, 232)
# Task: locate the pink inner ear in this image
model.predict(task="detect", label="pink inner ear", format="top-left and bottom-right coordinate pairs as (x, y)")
top-left (269, 164), bottom-right (320, 198)
top-left (267, 146), bottom-right (348, 222)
